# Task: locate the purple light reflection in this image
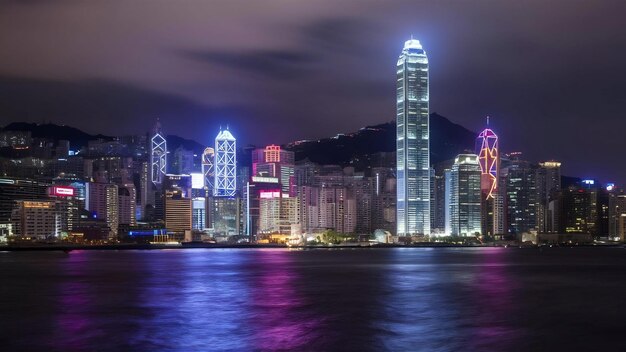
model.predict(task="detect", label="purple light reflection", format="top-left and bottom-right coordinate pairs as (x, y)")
top-left (52, 251), bottom-right (96, 352)
top-left (248, 250), bottom-right (321, 351)
top-left (470, 248), bottom-right (524, 349)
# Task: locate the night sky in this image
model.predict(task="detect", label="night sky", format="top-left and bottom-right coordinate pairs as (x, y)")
top-left (1, 1), bottom-right (625, 182)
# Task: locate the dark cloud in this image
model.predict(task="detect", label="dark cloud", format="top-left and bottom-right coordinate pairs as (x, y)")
top-left (182, 49), bottom-right (319, 80)
top-left (298, 18), bottom-right (381, 54)
top-left (0, 75), bottom-right (258, 145)
top-left (0, 0), bottom-right (625, 182)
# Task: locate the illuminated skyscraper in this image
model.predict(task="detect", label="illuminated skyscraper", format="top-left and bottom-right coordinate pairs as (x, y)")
top-left (202, 147), bottom-right (215, 193)
top-left (536, 161), bottom-right (561, 233)
top-left (396, 38), bottom-right (430, 236)
top-left (448, 154), bottom-right (482, 236)
top-left (476, 118), bottom-right (499, 200)
top-left (150, 119), bottom-right (167, 186)
top-left (214, 128), bottom-right (237, 197)
top-left (505, 157), bottom-right (537, 234)
top-left (475, 118), bottom-right (503, 235)
top-left (252, 145), bottom-right (295, 194)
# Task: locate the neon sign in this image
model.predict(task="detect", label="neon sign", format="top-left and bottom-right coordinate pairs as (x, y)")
top-left (48, 186), bottom-right (75, 197)
top-left (476, 126), bottom-right (499, 200)
top-left (259, 190), bottom-right (281, 199)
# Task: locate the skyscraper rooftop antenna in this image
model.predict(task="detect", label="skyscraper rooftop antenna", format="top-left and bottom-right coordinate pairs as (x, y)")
top-left (486, 115), bottom-right (490, 126)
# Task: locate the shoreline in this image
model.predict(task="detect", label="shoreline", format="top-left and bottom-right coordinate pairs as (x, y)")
top-left (0, 242), bottom-right (622, 251)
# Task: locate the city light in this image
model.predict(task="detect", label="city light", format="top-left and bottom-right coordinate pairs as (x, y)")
top-left (48, 186), bottom-right (75, 197)
top-left (259, 190), bottom-right (281, 199)
top-left (191, 173), bottom-right (204, 189)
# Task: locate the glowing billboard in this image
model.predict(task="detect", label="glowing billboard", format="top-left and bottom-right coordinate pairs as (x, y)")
top-left (48, 186), bottom-right (75, 197)
top-left (191, 173), bottom-right (204, 189)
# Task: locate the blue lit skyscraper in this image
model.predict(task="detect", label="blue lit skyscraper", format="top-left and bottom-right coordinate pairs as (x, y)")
top-left (396, 38), bottom-right (430, 236)
top-left (214, 128), bottom-right (237, 197)
top-left (150, 119), bottom-right (167, 186)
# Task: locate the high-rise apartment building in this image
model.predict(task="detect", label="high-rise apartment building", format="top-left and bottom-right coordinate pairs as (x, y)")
top-left (86, 182), bottom-right (119, 239)
top-left (396, 38), bottom-right (430, 236)
top-left (118, 183), bottom-right (137, 227)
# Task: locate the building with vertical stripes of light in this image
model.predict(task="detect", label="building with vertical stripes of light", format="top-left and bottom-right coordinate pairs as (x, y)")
top-left (396, 38), bottom-right (430, 236)
top-left (448, 154), bottom-right (482, 237)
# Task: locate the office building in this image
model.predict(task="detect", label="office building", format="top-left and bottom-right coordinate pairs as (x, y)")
top-left (11, 200), bottom-right (59, 239)
top-left (396, 38), bottom-right (430, 236)
top-left (202, 147), bottom-right (215, 194)
top-left (214, 129), bottom-right (237, 197)
top-left (536, 161), bottom-right (561, 233)
top-left (504, 157), bottom-right (537, 235)
top-left (475, 120), bottom-right (503, 236)
top-left (164, 189), bottom-right (192, 235)
top-left (252, 145), bottom-right (295, 194)
top-left (448, 154), bottom-right (482, 236)
top-left (151, 119), bottom-right (167, 185)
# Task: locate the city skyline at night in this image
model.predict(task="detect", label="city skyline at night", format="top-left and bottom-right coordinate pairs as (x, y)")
top-left (3, 3), bottom-right (626, 351)
top-left (1, 1), bottom-right (626, 183)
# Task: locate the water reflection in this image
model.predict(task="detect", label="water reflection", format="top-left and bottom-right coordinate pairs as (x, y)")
top-left (247, 250), bottom-right (320, 351)
top-left (54, 251), bottom-right (95, 352)
top-left (468, 248), bottom-right (523, 350)
top-left (3, 248), bottom-right (625, 351)
top-left (378, 248), bottom-right (461, 351)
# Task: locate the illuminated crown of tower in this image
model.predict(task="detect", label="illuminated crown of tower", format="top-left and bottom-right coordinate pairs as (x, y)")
top-left (475, 116), bottom-right (499, 199)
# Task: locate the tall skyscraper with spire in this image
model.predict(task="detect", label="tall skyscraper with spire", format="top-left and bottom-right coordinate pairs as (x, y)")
top-left (150, 118), bottom-right (167, 186)
top-left (214, 128), bottom-right (237, 197)
top-left (396, 38), bottom-right (430, 236)
top-left (475, 117), bottom-right (504, 235)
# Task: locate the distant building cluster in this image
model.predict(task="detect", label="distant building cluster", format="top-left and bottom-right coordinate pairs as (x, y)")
top-left (0, 39), bottom-right (624, 246)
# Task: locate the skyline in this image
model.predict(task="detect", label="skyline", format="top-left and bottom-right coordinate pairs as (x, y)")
top-left (1, 1), bottom-right (626, 183)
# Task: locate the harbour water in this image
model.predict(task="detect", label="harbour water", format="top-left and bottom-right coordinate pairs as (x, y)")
top-left (1, 247), bottom-right (625, 351)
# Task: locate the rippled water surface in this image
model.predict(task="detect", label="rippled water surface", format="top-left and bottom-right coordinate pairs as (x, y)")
top-left (1, 247), bottom-right (626, 351)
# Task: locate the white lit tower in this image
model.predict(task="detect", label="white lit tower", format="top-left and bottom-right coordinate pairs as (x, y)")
top-left (214, 128), bottom-right (237, 197)
top-left (397, 38), bottom-right (430, 236)
top-left (151, 119), bottom-right (167, 186)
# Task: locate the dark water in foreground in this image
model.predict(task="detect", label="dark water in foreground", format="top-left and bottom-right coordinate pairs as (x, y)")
top-left (1, 247), bottom-right (626, 351)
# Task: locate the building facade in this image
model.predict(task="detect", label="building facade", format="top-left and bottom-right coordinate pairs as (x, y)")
top-left (396, 38), bottom-right (430, 236)
top-left (214, 129), bottom-right (237, 197)
top-left (448, 154), bottom-right (482, 237)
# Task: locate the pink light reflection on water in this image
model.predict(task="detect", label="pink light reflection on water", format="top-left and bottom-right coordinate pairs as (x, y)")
top-left (52, 251), bottom-right (96, 351)
top-left (471, 247), bottom-right (523, 348)
top-left (249, 250), bottom-right (321, 351)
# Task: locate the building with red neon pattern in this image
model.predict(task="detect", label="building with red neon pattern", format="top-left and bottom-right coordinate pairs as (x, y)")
top-left (475, 118), bottom-right (505, 236)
